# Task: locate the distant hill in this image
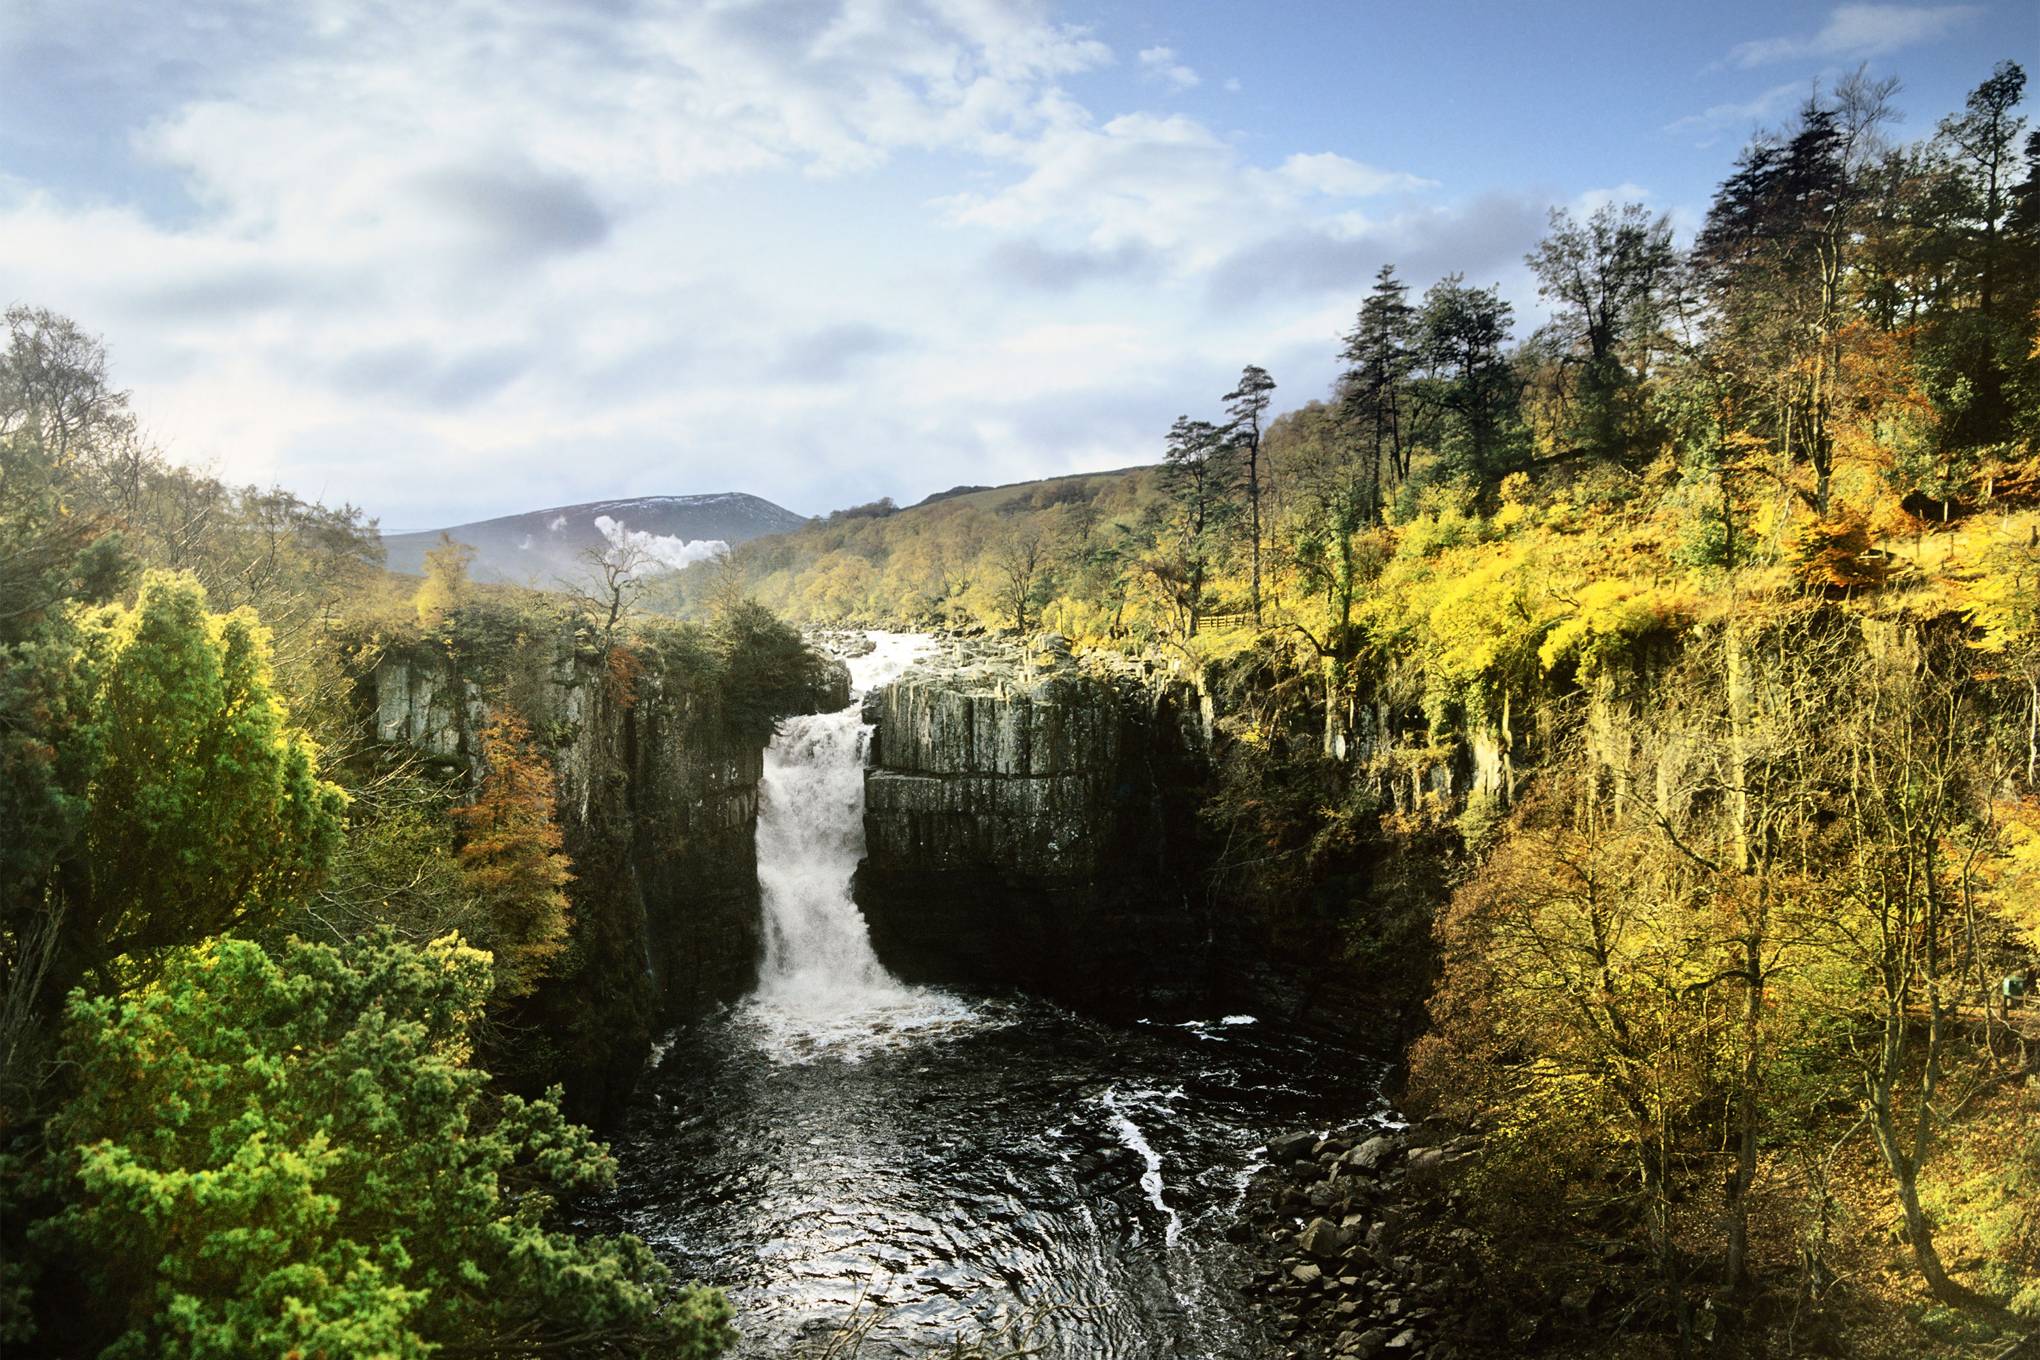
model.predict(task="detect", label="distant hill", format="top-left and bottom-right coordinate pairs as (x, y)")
top-left (382, 493), bottom-right (810, 586)
top-left (690, 464), bottom-right (1167, 627)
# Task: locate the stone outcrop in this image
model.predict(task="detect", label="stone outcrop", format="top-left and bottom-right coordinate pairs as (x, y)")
top-left (367, 624), bottom-right (790, 1126)
top-left (1237, 1122), bottom-right (1494, 1359)
top-left (855, 638), bottom-right (1216, 1013)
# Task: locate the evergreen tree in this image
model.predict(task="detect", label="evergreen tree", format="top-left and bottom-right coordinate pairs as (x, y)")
top-left (2, 571), bottom-right (347, 1102)
top-left (1339, 266), bottom-right (1418, 519)
top-left (1415, 276), bottom-right (1520, 489)
top-left (42, 930), bottom-right (734, 1359)
top-left (1922, 60), bottom-right (2031, 448)
top-left (1224, 366), bottom-right (1278, 622)
top-left (1155, 415), bottom-right (1236, 635)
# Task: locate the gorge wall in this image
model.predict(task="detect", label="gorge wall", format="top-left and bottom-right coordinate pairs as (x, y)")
top-left (368, 622), bottom-right (842, 1124)
top-left (855, 640), bottom-right (1218, 1016)
top-left (849, 622), bottom-right (1800, 1045)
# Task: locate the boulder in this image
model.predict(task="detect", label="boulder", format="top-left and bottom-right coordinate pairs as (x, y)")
top-left (1405, 1147), bottom-right (1449, 1184)
top-left (1268, 1131), bottom-right (1320, 1163)
top-left (1299, 1217), bottom-right (1349, 1260)
top-left (1343, 1328), bottom-right (1390, 1357)
top-left (1350, 1134), bottom-right (1400, 1172)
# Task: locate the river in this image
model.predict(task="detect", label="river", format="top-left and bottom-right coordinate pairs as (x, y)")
top-left (599, 634), bottom-right (1389, 1357)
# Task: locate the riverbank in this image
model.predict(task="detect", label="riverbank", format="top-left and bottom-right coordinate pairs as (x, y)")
top-left (1234, 1122), bottom-right (1493, 1359)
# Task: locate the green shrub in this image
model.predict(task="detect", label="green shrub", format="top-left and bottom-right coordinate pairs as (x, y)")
top-left (43, 930), bottom-right (733, 1359)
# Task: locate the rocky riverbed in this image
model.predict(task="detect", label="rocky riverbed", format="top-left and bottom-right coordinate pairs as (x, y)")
top-left (1234, 1122), bottom-right (1496, 1359)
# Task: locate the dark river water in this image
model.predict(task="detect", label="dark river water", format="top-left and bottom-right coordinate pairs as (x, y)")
top-left (594, 634), bottom-right (1391, 1356)
top-left (602, 995), bottom-right (1389, 1358)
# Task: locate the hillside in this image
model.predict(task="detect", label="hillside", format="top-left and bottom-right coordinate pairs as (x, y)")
top-left (669, 465), bottom-right (1167, 630)
top-left (384, 492), bottom-right (809, 586)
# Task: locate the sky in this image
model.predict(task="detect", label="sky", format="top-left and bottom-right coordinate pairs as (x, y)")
top-left (3, 1), bottom-right (2033, 530)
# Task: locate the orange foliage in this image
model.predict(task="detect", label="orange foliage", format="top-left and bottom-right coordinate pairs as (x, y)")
top-left (1789, 513), bottom-right (1890, 592)
top-left (452, 708), bottom-right (575, 999)
top-left (606, 642), bottom-right (645, 709)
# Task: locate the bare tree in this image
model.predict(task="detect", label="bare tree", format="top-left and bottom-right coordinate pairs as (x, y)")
top-left (993, 528), bottom-right (1047, 634)
top-left (568, 536), bottom-right (654, 651)
top-left (1824, 631), bottom-right (2020, 1323)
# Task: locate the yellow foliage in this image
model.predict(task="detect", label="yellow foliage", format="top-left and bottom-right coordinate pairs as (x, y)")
top-left (1538, 577), bottom-right (1694, 679)
top-left (414, 533), bottom-right (476, 625)
top-left (1961, 511), bottom-right (2040, 654)
top-left (1993, 797), bottom-right (2040, 952)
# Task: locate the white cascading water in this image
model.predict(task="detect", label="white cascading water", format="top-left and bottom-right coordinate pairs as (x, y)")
top-left (741, 632), bottom-right (976, 1062)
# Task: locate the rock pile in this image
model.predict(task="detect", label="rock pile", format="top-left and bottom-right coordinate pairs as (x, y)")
top-left (1233, 1123), bottom-right (1487, 1359)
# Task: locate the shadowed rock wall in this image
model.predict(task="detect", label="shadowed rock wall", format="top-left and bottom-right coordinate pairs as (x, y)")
top-left (370, 629), bottom-right (775, 1125)
top-left (855, 644), bottom-right (1217, 1015)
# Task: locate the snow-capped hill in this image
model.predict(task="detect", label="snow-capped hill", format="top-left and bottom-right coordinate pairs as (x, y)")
top-left (382, 493), bottom-right (810, 586)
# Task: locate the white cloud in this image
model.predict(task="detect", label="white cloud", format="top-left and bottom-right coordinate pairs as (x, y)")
top-left (0, 0), bottom-right (1458, 526)
top-left (1664, 81), bottom-right (1806, 136)
top-left (1137, 45), bottom-right (1200, 89)
top-left (1727, 4), bottom-right (1982, 68)
top-left (1278, 152), bottom-right (1438, 198)
top-left (594, 515), bottom-right (728, 571)
top-left (939, 115), bottom-right (1433, 274)
top-left (1575, 182), bottom-right (1655, 213)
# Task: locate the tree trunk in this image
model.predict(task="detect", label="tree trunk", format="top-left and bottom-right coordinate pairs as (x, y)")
top-left (1866, 1021), bottom-right (2020, 1323)
top-left (1725, 934), bottom-right (1763, 1289)
top-left (1248, 445), bottom-right (1263, 625)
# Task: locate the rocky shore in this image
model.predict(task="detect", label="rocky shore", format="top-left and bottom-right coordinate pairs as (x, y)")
top-left (1234, 1121), bottom-right (1493, 1359)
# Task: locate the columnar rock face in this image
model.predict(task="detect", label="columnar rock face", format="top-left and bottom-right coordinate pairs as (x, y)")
top-left (864, 669), bottom-right (1128, 875)
top-left (368, 630), bottom-right (771, 1125)
top-left (856, 643), bottom-right (1216, 1012)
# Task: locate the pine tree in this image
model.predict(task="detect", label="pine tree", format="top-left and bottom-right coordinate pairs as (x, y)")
top-left (1340, 266), bottom-right (1417, 518)
top-left (1156, 415), bottom-right (1236, 635)
top-left (1224, 365), bottom-right (1277, 622)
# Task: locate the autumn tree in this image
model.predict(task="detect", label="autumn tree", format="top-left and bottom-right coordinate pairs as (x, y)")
top-left (1413, 801), bottom-right (1722, 1340)
top-left (1821, 636), bottom-right (2020, 1321)
top-left (413, 532), bottom-right (475, 625)
top-left (1964, 514), bottom-right (2040, 783)
top-left (0, 305), bottom-right (139, 476)
top-left (452, 710), bottom-right (573, 1000)
top-left (992, 525), bottom-right (1050, 634)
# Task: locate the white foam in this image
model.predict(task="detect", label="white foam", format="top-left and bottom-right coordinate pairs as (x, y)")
top-left (746, 633), bottom-right (976, 1064)
top-left (1101, 1086), bottom-right (1182, 1245)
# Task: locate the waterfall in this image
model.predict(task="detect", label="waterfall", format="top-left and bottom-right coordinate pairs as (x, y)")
top-left (742, 632), bottom-right (974, 1061)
